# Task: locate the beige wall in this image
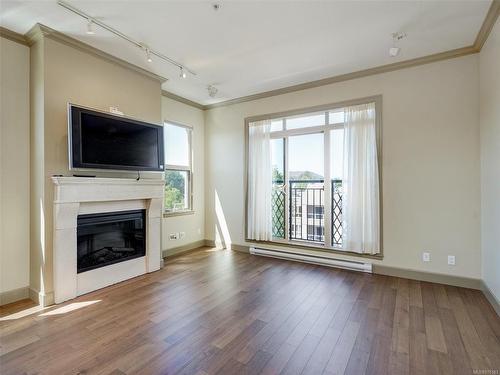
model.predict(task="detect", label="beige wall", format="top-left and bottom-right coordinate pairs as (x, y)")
top-left (0, 37), bottom-right (30, 294)
top-left (479, 18), bottom-right (500, 303)
top-left (161, 96), bottom-right (205, 253)
top-left (205, 54), bottom-right (481, 279)
top-left (29, 36), bottom-right (45, 298)
top-left (30, 35), bottom-right (162, 304)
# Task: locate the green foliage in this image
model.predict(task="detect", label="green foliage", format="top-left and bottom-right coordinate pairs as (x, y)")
top-left (164, 170), bottom-right (186, 210)
top-left (272, 166), bottom-right (284, 183)
top-left (297, 171), bottom-right (316, 180)
top-left (165, 170), bottom-right (185, 192)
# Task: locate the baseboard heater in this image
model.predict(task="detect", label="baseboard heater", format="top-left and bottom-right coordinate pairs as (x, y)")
top-left (249, 247), bottom-right (372, 273)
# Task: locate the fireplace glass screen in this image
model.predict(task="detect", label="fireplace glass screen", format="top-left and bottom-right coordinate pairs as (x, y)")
top-left (77, 209), bottom-right (146, 273)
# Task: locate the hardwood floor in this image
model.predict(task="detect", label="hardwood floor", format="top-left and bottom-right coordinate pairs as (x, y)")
top-left (1, 247), bottom-right (499, 375)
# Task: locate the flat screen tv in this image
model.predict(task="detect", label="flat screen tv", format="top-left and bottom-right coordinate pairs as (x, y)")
top-left (68, 104), bottom-right (164, 171)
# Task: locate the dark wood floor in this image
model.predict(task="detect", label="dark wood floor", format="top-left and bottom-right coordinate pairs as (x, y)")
top-left (1, 247), bottom-right (499, 375)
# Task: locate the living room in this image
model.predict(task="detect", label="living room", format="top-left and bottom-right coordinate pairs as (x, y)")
top-left (0, 1), bottom-right (499, 374)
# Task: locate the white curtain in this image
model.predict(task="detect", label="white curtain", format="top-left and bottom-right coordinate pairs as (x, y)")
top-left (342, 102), bottom-right (380, 254)
top-left (247, 120), bottom-right (273, 241)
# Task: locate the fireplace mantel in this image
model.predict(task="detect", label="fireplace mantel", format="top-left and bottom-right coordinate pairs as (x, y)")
top-left (52, 176), bottom-right (164, 304)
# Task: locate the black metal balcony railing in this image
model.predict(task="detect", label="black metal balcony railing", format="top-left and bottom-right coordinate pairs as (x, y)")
top-left (272, 179), bottom-right (343, 247)
top-left (290, 180), bottom-right (325, 243)
top-left (331, 180), bottom-right (343, 247)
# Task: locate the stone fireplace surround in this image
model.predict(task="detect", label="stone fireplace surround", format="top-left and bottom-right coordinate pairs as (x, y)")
top-left (52, 177), bottom-right (164, 304)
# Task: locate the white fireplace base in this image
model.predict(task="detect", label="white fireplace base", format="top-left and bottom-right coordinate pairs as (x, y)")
top-left (77, 256), bottom-right (146, 296)
top-left (52, 177), bottom-right (164, 304)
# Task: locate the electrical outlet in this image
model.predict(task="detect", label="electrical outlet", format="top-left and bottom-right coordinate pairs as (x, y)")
top-left (169, 233), bottom-right (178, 240)
top-left (448, 255), bottom-right (456, 265)
top-left (423, 252), bottom-right (430, 262)
top-left (179, 232), bottom-right (186, 239)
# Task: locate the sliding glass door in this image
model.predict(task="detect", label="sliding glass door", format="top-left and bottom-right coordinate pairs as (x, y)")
top-left (288, 133), bottom-right (324, 243)
top-left (267, 110), bottom-right (345, 249)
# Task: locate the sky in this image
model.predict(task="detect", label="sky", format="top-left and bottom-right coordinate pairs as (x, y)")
top-left (271, 129), bottom-right (344, 180)
top-left (164, 123), bottom-right (189, 166)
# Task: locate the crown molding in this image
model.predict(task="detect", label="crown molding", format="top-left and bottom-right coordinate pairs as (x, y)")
top-left (0, 26), bottom-right (29, 46)
top-left (203, 45), bottom-right (478, 110)
top-left (26, 23), bottom-right (167, 84)
top-left (161, 90), bottom-right (205, 110)
top-left (201, 0), bottom-right (499, 110)
top-left (474, 0), bottom-right (500, 51)
top-left (163, 43), bottom-right (479, 111)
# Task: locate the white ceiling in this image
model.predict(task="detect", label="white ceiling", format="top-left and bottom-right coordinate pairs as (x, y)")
top-left (0, 0), bottom-right (492, 105)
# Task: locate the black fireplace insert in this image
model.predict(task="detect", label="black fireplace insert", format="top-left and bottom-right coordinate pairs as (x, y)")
top-left (77, 209), bottom-right (146, 273)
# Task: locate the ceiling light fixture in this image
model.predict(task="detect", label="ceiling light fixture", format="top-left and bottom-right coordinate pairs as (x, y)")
top-left (86, 18), bottom-right (95, 35)
top-left (57, 0), bottom-right (196, 76)
top-left (146, 48), bottom-right (152, 63)
top-left (180, 67), bottom-right (187, 79)
top-left (389, 46), bottom-right (400, 57)
top-left (207, 85), bottom-right (218, 98)
top-left (389, 32), bottom-right (406, 57)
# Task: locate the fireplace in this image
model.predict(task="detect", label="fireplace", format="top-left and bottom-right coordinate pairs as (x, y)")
top-left (77, 209), bottom-right (146, 273)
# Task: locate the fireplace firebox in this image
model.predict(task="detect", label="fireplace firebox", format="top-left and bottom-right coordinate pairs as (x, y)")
top-left (77, 209), bottom-right (146, 273)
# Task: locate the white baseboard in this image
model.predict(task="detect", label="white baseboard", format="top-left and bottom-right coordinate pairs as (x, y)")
top-left (0, 286), bottom-right (29, 306)
top-left (481, 281), bottom-right (500, 317)
top-left (162, 239), bottom-right (208, 259)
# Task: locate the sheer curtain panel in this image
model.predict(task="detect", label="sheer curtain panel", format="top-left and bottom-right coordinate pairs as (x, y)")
top-left (247, 120), bottom-right (273, 241)
top-left (342, 103), bottom-right (380, 254)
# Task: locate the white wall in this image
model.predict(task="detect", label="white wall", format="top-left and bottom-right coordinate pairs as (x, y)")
top-left (205, 55), bottom-right (481, 279)
top-left (0, 37), bottom-right (30, 294)
top-left (479, 18), bottom-right (500, 303)
top-left (161, 96), bottom-right (205, 253)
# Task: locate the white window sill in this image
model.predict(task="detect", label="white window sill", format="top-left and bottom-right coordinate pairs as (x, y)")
top-left (163, 210), bottom-right (195, 218)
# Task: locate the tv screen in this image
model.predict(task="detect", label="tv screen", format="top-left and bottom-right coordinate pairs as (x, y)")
top-left (69, 105), bottom-right (164, 171)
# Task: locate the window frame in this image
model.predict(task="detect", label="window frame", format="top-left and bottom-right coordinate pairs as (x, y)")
top-left (163, 120), bottom-right (194, 216)
top-left (244, 95), bottom-right (383, 260)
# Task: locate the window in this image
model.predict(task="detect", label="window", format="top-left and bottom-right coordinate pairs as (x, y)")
top-left (246, 97), bottom-right (381, 255)
top-left (164, 122), bottom-right (192, 214)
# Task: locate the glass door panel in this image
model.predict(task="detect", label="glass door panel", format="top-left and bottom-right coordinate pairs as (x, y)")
top-left (330, 128), bottom-right (344, 247)
top-left (288, 133), bottom-right (325, 243)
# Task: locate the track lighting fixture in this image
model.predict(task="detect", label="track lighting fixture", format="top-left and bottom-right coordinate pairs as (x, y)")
top-left (86, 18), bottom-right (95, 35)
top-left (57, 0), bottom-right (196, 76)
top-left (180, 67), bottom-right (187, 79)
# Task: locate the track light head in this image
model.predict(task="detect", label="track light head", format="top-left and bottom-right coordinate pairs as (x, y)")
top-left (146, 48), bottom-right (152, 63)
top-left (180, 67), bottom-right (187, 79)
top-left (86, 18), bottom-right (95, 35)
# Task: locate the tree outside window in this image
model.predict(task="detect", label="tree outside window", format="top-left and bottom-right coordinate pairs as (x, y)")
top-left (164, 122), bottom-right (192, 214)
